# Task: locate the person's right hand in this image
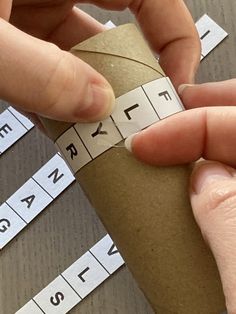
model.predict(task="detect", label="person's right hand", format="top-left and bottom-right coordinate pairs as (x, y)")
top-left (126, 79), bottom-right (236, 313)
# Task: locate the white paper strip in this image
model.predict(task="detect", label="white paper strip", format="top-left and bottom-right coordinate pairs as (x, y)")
top-left (90, 234), bottom-right (125, 274)
top-left (0, 203), bottom-right (27, 249)
top-left (33, 154), bottom-right (75, 199)
top-left (142, 77), bottom-right (183, 119)
top-left (62, 251), bottom-right (109, 299)
top-left (0, 110), bottom-right (28, 154)
top-left (8, 107), bottom-right (34, 130)
top-left (17, 234), bottom-right (124, 314)
top-left (105, 20), bottom-right (116, 29)
top-left (56, 127), bottom-right (92, 174)
top-left (196, 14), bottom-right (228, 60)
top-left (15, 300), bottom-right (44, 314)
top-left (33, 276), bottom-right (81, 314)
top-left (74, 117), bottom-right (123, 158)
top-left (56, 77), bottom-right (183, 175)
top-left (7, 178), bottom-right (53, 224)
top-left (0, 154), bottom-right (75, 249)
top-left (113, 86), bottom-right (160, 138)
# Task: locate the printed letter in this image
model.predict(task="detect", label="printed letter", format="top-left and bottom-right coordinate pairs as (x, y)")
top-left (21, 195), bottom-right (36, 209)
top-left (50, 292), bottom-right (64, 306)
top-left (66, 143), bottom-right (78, 160)
top-left (0, 124), bottom-right (12, 138)
top-left (48, 168), bottom-right (64, 184)
top-left (0, 218), bottom-right (10, 233)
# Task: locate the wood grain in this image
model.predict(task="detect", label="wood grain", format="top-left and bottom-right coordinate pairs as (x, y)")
top-left (0, 1), bottom-right (235, 313)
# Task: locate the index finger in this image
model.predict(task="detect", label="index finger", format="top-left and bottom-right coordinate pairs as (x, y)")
top-left (136, 0), bottom-right (201, 86)
top-left (127, 107), bottom-right (236, 168)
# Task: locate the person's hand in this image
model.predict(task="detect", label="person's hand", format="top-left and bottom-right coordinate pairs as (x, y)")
top-left (0, 0), bottom-right (200, 122)
top-left (126, 80), bottom-right (236, 313)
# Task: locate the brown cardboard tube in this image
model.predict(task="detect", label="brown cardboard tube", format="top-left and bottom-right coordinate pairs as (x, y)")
top-left (41, 24), bottom-right (225, 313)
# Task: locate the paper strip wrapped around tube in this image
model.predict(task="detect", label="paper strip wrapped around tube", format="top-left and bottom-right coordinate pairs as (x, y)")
top-left (41, 24), bottom-right (225, 313)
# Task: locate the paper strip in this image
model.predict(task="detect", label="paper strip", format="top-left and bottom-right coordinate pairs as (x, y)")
top-left (17, 234), bottom-right (124, 314)
top-left (105, 20), bottom-right (116, 29)
top-left (33, 276), bottom-right (81, 314)
top-left (112, 86), bottom-right (160, 138)
top-left (90, 234), bottom-right (125, 274)
top-left (0, 108), bottom-right (34, 155)
top-left (195, 14), bottom-right (228, 60)
top-left (8, 107), bottom-right (34, 130)
top-left (7, 178), bottom-right (53, 224)
top-left (15, 300), bottom-right (44, 314)
top-left (0, 154), bottom-right (75, 249)
top-left (0, 110), bottom-right (29, 155)
top-left (56, 77), bottom-right (183, 175)
top-left (0, 203), bottom-right (27, 249)
top-left (32, 154), bottom-right (75, 199)
top-left (62, 251), bottom-right (110, 299)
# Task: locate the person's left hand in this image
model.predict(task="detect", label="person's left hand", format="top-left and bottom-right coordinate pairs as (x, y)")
top-left (0, 0), bottom-right (200, 123)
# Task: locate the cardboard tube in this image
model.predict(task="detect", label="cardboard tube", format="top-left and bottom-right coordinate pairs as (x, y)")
top-left (41, 24), bottom-right (225, 313)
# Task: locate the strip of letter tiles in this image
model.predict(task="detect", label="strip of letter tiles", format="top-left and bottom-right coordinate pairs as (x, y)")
top-left (56, 77), bottom-right (183, 174)
top-left (16, 234), bottom-right (125, 314)
top-left (0, 154), bottom-right (75, 249)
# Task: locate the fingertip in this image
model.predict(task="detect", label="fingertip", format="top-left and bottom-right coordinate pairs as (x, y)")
top-left (124, 132), bottom-right (139, 153)
top-left (74, 81), bottom-right (116, 122)
top-left (178, 83), bottom-right (195, 96)
top-left (190, 160), bottom-right (234, 196)
top-left (178, 83), bottom-right (206, 109)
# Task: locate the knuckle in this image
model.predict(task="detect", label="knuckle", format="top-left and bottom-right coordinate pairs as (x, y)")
top-left (205, 183), bottom-right (236, 213)
top-left (40, 45), bottom-right (78, 115)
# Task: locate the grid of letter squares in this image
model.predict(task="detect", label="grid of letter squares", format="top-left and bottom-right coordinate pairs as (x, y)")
top-left (56, 77), bottom-right (184, 174)
top-left (16, 234), bottom-right (125, 314)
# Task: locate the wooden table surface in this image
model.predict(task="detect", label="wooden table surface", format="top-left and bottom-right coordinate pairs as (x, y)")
top-left (0, 1), bottom-right (235, 313)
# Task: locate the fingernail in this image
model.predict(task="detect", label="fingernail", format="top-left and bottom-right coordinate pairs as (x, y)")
top-left (77, 83), bottom-right (115, 122)
top-left (124, 132), bottom-right (139, 152)
top-left (191, 162), bottom-right (234, 195)
top-left (178, 84), bottom-right (195, 95)
top-left (93, 83), bottom-right (115, 118)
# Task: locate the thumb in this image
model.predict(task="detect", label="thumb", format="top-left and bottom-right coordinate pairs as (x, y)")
top-left (190, 161), bottom-right (236, 314)
top-left (0, 18), bottom-right (115, 122)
